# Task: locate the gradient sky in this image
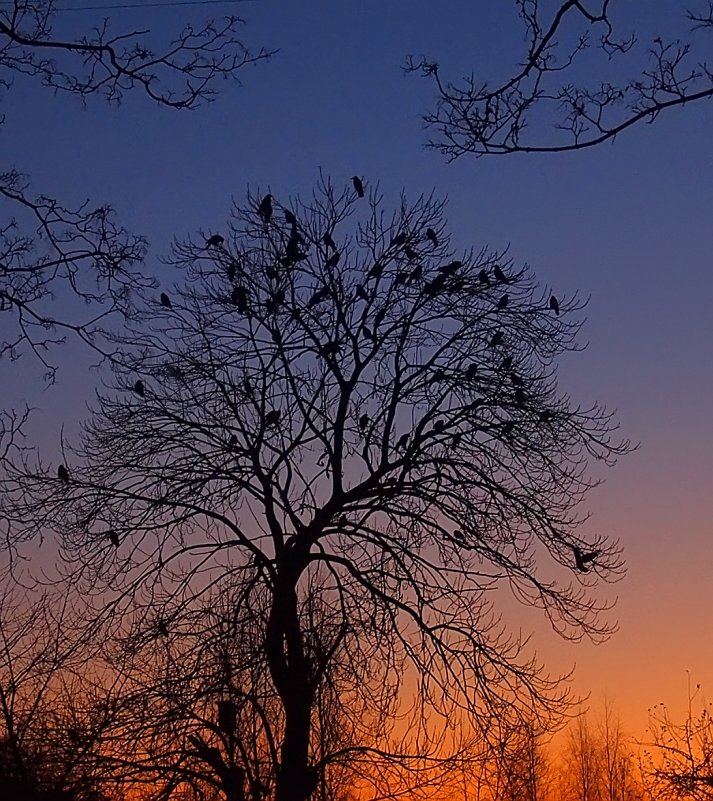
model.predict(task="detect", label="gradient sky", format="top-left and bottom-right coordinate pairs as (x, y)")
top-left (3, 0), bottom-right (713, 738)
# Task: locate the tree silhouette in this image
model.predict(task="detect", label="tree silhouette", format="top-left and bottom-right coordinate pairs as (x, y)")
top-left (1, 0), bottom-right (270, 375)
top-left (407, 1), bottom-right (713, 159)
top-left (1, 177), bottom-right (629, 801)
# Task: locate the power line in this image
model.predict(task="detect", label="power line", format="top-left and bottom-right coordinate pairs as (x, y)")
top-left (0, 0), bottom-right (254, 10)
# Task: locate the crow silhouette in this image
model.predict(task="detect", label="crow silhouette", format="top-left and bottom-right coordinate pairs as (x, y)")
top-left (108, 530), bottom-right (120, 549)
top-left (549, 295), bottom-right (560, 315)
top-left (352, 176), bottom-right (365, 197)
top-left (231, 286), bottom-right (249, 313)
top-left (157, 620), bottom-right (169, 638)
top-left (226, 261), bottom-right (238, 281)
top-left (258, 194), bottom-right (273, 223)
top-left (309, 287), bottom-right (330, 307)
top-left (396, 433), bottom-right (409, 450)
top-left (429, 369), bottom-right (446, 385)
top-left (320, 340), bottom-right (340, 356)
top-left (493, 264), bottom-right (507, 283)
top-left (433, 419), bottom-right (445, 433)
top-left (438, 260), bottom-right (461, 276)
top-left (326, 251), bottom-right (340, 269)
top-left (478, 269), bottom-right (490, 285)
top-left (284, 209), bottom-right (297, 226)
top-left (404, 245), bottom-right (418, 260)
top-left (489, 331), bottom-right (503, 347)
top-left (514, 387), bottom-right (526, 407)
top-left (206, 234), bottom-right (224, 248)
top-left (57, 464), bottom-right (70, 483)
top-left (160, 292), bottom-right (172, 309)
top-left (367, 262), bottom-right (383, 280)
top-left (510, 372), bottom-right (523, 386)
top-left (265, 265), bottom-right (280, 281)
top-left (323, 232), bottom-right (337, 251)
top-left (361, 325), bottom-right (374, 341)
top-left (358, 413), bottom-right (369, 431)
top-left (450, 432), bottom-right (462, 448)
top-left (390, 232), bottom-right (407, 248)
top-left (500, 355), bottom-right (513, 370)
top-left (465, 363), bottom-right (478, 380)
top-left (496, 293), bottom-right (509, 311)
top-left (228, 434), bottom-right (238, 448)
top-left (574, 547), bottom-right (598, 572)
top-left (538, 409), bottom-right (553, 423)
top-left (425, 227), bottom-right (438, 247)
top-left (217, 700), bottom-right (237, 735)
top-left (265, 410), bottom-right (281, 427)
top-left (355, 284), bottom-right (369, 301)
top-left (133, 380), bottom-right (145, 397)
top-left (502, 420), bottom-right (516, 437)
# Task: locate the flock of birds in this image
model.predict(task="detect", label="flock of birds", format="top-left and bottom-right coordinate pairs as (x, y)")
top-left (53, 176), bottom-right (594, 572)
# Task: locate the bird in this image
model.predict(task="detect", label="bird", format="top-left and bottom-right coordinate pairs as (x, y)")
top-left (433, 419), bottom-right (445, 433)
top-left (390, 232), bottom-right (407, 248)
top-left (510, 372), bottom-right (523, 386)
top-left (478, 268), bottom-right (490, 286)
top-left (133, 380), bottom-right (145, 397)
top-left (396, 433), bottom-right (409, 450)
top-left (393, 271), bottom-right (409, 286)
top-left (438, 260), bottom-right (462, 277)
top-left (423, 277), bottom-right (445, 296)
top-left (284, 209), bottom-right (297, 226)
top-left (500, 355), bottom-right (513, 370)
top-left (159, 292), bottom-right (172, 309)
top-left (358, 413), bottom-right (369, 431)
top-left (502, 420), bottom-right (516, 437)
top-left (309, 286), bottom-right (330, 307)
top-left (403, 245), bottom-right (418, 261)
top-left (231, 286), bottom-right (249, 313)
top-left (228, 434), bottom-right (238, 448)
top-left (514, 387), bottom-right (526, 407)
top-left (493, 264), bottom-right (508, 283)
top-left (408, 265), bottom-right (423, 283)
top-left (206, 234), bottom-right (224, 248)
top-left (325, 251), bottom-right (340, 269)
top-left (225, 261), bottom-right (238, 282)
top-left (452, 529), bottom-right (466, 544)
top-left (258, 194), bottom-right (273, 223)
top-left (429, 368), bottom-right (447, 385)
top-left (539, 409), bottom-right (553, 423)
top-left (157, 620), bottom-right (169, 637)
top-left (425, 228), bottom-right (438, 247)
top-left (489, 331), bottom-right (503, 347)
top-left (361, 325), bottom-right (374, 341)
top-left (367, 262), bottom-right (383, 280)
top-left (165, 364), bottom-right (184, 381)
top-left (465, 363), bottom-right (478, 381)
top-left (323, 232), bottom-right (337, 251)
top-left (496, 293), bottom-right (509, 311)
top-left (57, 464), bottom-right (70, 483)
top-left (352, 175), bottom-right (365, 198)
top-left (108, 530), bottom-right (120, 549)
top-left (549, 295), bottom-right (560, 315)
top-left (320, 340), bottom-right (340, 357)
top-left (573, 547), bottom-right (599, 573)
top-left (355, 284), bottom-right (369, 301)
top-left (265, 265), bottom-right (280, 281)
top-left (217, 700), bottom-right (237, 735)
top-left (450, 432), bottom-right (462, 448)
top-left (265, 410), bottom-right (281, 427)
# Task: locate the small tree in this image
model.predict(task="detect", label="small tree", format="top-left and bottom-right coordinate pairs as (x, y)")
top-left (2, 177), bottom-right (629, 801)
top-left (408, 1), bottom-right (713, 159)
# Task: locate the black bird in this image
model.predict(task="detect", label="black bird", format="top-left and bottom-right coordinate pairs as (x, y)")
top-left (355, 284), bottom-right (369, 301)
top-left (496, 293), bottom-right (509, 311)
top-left (395, 433), bottom-right (409, 450)
top-left (514, 387), bottom-right (526, 407)
top-left (393, 271), bottom-right (409, 287)
top-left (206, 234), bottom-right (224, 248)
top-left (408, 265), bottom-right (423, 283)
top-left (438, 260), bottom-right (462, 277)
top-left (510, 372), bottom-right (523, 386)
top-left (159, 292), bottom-right (172, 309)
top-left (265, 410), bottom-right (281, 427)
top-left (309, 286), bottom-right (330, 307)
top-left (326, 251), bottom-right (340, 269)
top-left (231, 286), bottom-right (249, 313)
top-left (465, 363), bottom-right (478, 381)
top-left (266, 290), bottom-right (286, 314)
top-left (502, 420), bottom-right (516, 437)
top-left (157, 620), bottom-right (169, 638)
top-left (539, 409), bottom-right (553, 423)
top-left (284, 209), bottom-right (297, 226)
top-left (549, 295), bottom-right (560, 315)
top-left (323, 232), bottom-right (337, 251)
top-left (367, 262), bottom-right (383, 280)
top-left (423, 277), bottom-right (445, 296)
top-left (217, 700), bottom-right (237, 736)
top-left (108, 530), bottom-right (120, 549)
top-left (133, 380), bottom-right (145, 397)
top-left (425, 227), bottom-right (438, 247)
top-left (493, 264), bottom-right (507, 283)
top-left (574, 547), bottom-right (599, 573)
top-left (500, 355), bottom-right (513, 370)
top-left (165, 364), bottom-right (184, 381)
top-left (225, 261), bottom-right (238, 281)
top-left (429, 368), bottom-right (447, 385)
top-left (352, 175), bottom-right (365, 198)
top-left (57, 464), bottom-right (70, 483)
top-left (320, 340), bottom-right (340, 357)
top-left (358, 412), bottom-right (369, 431)
top-left (433, 419), bottom-right (445, 433)
top-left (265, 265), bottom-right (280, 281)
top-left (390, 232), bottom-right (407, 248)
top-left (452, 529), bottom-right (466, 544)
top-left (271, 329), bottom-right (282, 346)
top-left (361, 325), bottom-right (374, 341)
top-left (489, 330), bottom-right (503, 347)
top-left (403, 245), bottom-right (418, 260)
top-left (258, 194), bottom-right (273, 223)
top-left (228, 434), bottom-right (238, 448)
top-left (450, 432), bottom-right (462, 448)
top-left (478, 268), bottom-right (490, 286)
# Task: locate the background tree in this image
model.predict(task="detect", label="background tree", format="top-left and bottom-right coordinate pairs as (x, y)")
top-left (1, 0), bottom-right (270, 374)
top-left (1, 177), bottom-right (629, 801)
top-left (408, 1), bottom-right (713, 159)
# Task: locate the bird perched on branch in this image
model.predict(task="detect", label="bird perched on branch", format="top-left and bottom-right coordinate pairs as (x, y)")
top-left (355, 284), bottom-right (368, 302)
top-left (283, 209), bottom-right (297, 226)
top-left (325, 251), bottom-right (340, 269)
top-left (160, 292), bottom-right (172, 309)
top-left (425, 227), bottom-right (438, 247)
top-left (497, 293), bottom-right (509, 311)
top-left (404, 245), bottom-right (418, 260)
top-left (493, 264), bottom-right (508, 283)
top-left (549, 295), bottom-right (560, 315)
top-left (133, 380), bottom-right (145, 397)
top-left (396, 433), bottom-right (409, 450)
top-left (352, 175), bottom-right (365, 198)
top-left (231, 286), bottom-right (249, 314)
top-left (57, 464), bottom-right (70, 483)
top-left (323, 232), bottom-right (337, 251)
top-left (206, 234), bottom-right (224, 248)
top-left (478, 268), bottom-right (490, 285)
top-left (358, 413), bottom-right (369, 431)
top-left (258, 194), bottom-right (273, 224)
top-left (573, 547), bottom-right (598, 572)
top-left (390, 232), bottom-right (407, 248)
top-left (465, 363), bottom-right (478, 381)
top-left (108, 530), bottom-right (120, 549)
top-left (309, 286), bottom-right (330, 307)
top-left (265, 410), bottom-right (281, 427)
top-left (438, 260), bottom-right (461, 277)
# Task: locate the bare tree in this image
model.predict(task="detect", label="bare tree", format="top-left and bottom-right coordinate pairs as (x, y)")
top-left (561, 714), bottom-right (602, 801)
top-left (1, 0), bottom-right (270, 375)
top-left (642, 685), bottom-right (713, 801)
top-left (1, 177), bottom-right (629, 801)
top-left (407, 1), bottom-right (713, 159)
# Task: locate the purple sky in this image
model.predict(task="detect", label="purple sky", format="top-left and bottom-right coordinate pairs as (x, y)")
top-left (4, 0), bottom-right (713, 735)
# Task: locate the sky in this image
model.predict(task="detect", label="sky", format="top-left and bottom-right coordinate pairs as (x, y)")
top-left (3, 0), bottom-right (713, 739)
